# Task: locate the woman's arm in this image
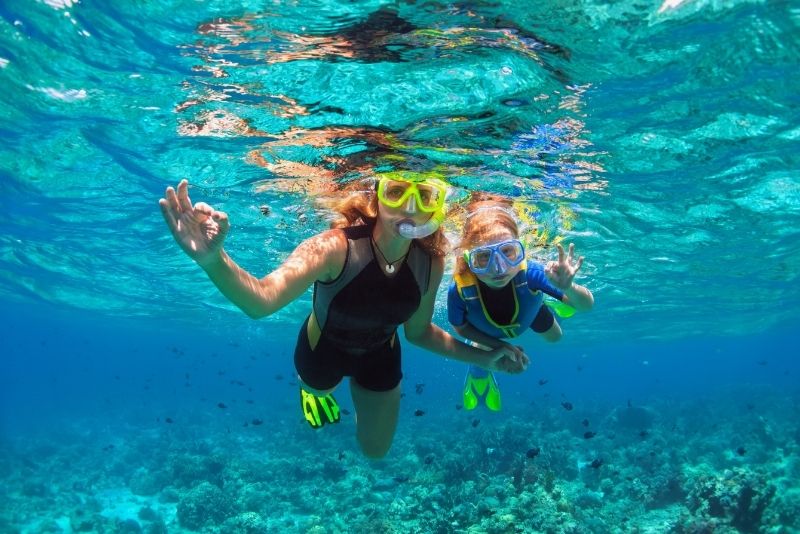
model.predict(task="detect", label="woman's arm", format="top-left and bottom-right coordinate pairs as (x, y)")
top-left (160, 179), bottom-right (345, 319)
top-left (404, 257), bottom-right (527, 372)
top-left (453, 322), bottom-right (503, 350)
top-left (200, 231), bottom-right (344, 319)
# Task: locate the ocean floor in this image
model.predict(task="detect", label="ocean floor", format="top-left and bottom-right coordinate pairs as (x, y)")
top-left (1, 385), bottom-right (799, 534)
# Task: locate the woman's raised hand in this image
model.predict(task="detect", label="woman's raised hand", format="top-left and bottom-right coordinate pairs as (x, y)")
top-left (159, 180), bottom-right (230, 267)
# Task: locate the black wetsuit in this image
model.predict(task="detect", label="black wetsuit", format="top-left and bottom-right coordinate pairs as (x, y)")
top-left (294, 224), bottom-right (431, 392)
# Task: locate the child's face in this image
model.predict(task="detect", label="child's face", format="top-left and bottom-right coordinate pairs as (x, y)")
top-left (468, 227), bottom-right (524, 288)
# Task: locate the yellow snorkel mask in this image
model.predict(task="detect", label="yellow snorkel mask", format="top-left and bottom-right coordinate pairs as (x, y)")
top-left (376, 173), bottom-right (448, 239)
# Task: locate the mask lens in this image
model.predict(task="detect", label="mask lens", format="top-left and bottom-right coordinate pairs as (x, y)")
top-left (499, 242), bottom-right (523, 264)
top-left (378, 179), bottom-right (413, 207)
top-left (470, 249), bottom-right (492, 270)
top-left (415, 183), bottom-right (443, 211)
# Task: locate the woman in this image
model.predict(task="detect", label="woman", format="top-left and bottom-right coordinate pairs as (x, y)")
top-left (159, 177), bottom-right (525, 458)
top-left (448, 196), bottom-right (594, 411)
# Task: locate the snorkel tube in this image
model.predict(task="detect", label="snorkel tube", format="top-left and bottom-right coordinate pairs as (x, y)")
top-left (398, 208), bottom-right (446, 239)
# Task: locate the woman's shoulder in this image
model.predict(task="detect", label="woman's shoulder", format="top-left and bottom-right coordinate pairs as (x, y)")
top-left (305, 227), bottom-right (348, 247)
top-left (301, 229), bottom-right (349, 283)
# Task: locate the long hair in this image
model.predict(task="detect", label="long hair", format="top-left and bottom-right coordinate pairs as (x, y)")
top-left (455, 194), bottom-right (519, 276)
top-left (319, 179), bottom-right (449, 258)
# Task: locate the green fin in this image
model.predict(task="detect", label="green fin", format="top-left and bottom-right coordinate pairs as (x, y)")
top-left (463, 369), bottom-right (502, 412)
top-left (547, 299), bottom-right (576, 319)
top-left (300, 388), bottom-right (341, 429)
top-left (484, 372), bottom-right (501, 412)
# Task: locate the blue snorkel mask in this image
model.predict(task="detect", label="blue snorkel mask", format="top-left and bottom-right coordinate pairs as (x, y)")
top-left (464, 239), bottom-right (526, 275)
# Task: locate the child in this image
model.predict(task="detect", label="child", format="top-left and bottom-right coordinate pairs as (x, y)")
top-left (448, 196), bottom-right (594, 410)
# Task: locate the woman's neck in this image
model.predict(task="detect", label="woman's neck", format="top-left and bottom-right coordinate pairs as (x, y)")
top-left (372, 222), bottom-right (411, 260)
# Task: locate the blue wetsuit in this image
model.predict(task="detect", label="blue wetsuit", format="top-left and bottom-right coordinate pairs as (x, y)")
top-left (447, 261), bottom-right (565, 339)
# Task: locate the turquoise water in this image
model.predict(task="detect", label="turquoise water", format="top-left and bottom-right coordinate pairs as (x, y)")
top-left (1, 0), bottom-right (799, 532)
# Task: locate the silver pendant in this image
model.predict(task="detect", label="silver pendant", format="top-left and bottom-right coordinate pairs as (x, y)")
top-left (385, 264), bottom-right (395, 274)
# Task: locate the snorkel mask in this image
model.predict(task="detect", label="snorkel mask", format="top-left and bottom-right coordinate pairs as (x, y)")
top-left (464, 239), bottom-right (526, 275)
top-left (376, 173), bottom-right (448, 239)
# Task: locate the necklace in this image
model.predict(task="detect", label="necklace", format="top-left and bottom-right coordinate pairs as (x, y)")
top-left (371, 236), bottom-right (408, 274)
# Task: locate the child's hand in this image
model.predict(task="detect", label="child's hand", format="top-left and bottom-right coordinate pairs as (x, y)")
top-left (545, 243), bottom-right (584, 290)
top-left (488, 344), bottom-right (529, 374)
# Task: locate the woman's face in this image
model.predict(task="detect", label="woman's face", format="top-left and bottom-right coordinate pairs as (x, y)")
top-left (467, 227), bottom-right (523, 288)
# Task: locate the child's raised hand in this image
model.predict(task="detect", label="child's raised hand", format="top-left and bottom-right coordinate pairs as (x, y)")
top-left (545, 243), bottom-right (584, 290)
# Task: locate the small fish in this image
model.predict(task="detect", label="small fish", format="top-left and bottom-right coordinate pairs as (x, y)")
top-left (251, 418), bottom-right (263, 426)
top-left (561, 401), bottom-right (573, 411)
top-left (424, 455), bottom-right (434, 465)
top-left (102, 444), bottom-right (115, 451)
top-left (165, 417), bottom-right (174, 424)
top-left (246, 399), bottom-right (254, 404)
top-left (757, 360), bottom-right (768, 366)
top-left (342, 409), bottom-right (351, 416)
top-left (414, 409), bottom-right (425, 417)
top-left (639, 430), bottom-right (649, 438)
top-left (338, 451), bottom-right (345, 461)
top-left (259, 205), bottom-right (271, 216)
top-left (393, 475), bottom-right (410, 483)
top-left (274, 374), bottom-right (283, 381)
top-left (217, 402), bottom-right (227, 409)
top-left (736, 446), bottom-right (747, 456)
top-left (415, 383), bottom-right (425, 395)
top-left (526, 447), bottom-right (540, 459)
top-left (590, 458), bottom-right (603, 469)
top-left (538, 379), bottom-right (548, 386)
top-left (583, 431), bottom-right (596, 439)
top-left (581, 418), bottom-right (589, 427)
top-left (455, 404), bottom-right (463, 411)
top-left (471, 419), bottom-right (480, 428)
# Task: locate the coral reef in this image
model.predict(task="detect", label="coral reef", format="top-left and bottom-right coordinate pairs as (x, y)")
top-left (1, 390), bottom-right (797, 532)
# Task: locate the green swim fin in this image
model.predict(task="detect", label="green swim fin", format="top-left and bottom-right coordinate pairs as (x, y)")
top-left (546, 299), bottom-right (576, 319)
top-left (300, 388), bottom-right (341, 429)
top-left (463, 366), bottom-right (502, 412)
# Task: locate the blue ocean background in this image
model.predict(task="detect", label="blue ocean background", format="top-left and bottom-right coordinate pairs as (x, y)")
top-left (1, 0), bottom-right (799, 532)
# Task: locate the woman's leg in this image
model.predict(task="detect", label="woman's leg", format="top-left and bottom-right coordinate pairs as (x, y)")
top-left (349, 380), bottom-right (401, 459)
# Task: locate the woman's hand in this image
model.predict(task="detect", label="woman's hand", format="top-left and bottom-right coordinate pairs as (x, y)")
top-left (486, 343), bottom-right (529, 374)
top-left (545, 243), bottom-right (584, 290)
top-left (159, 179), bottom-right (230, 267)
